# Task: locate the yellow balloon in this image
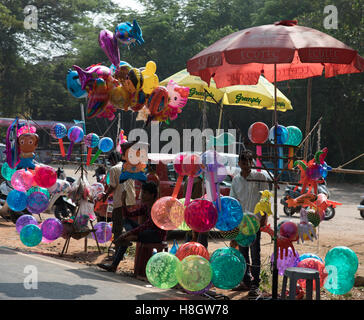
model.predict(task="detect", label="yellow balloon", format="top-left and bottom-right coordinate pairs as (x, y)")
top-left (142, 61), bottom-right (159, 95)
top-left (109, 86), bottom-right (130, 111)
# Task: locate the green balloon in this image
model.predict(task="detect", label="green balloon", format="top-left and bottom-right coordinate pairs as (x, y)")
top-left (325, 246), bottom-right (358, 275)
top-left (235, 232), bottom-right (256, 247)
top-left (286, 126), bottom-right (302, 146)
top-left (106, 172), bottom-right (110, 185)
top-left (239, 213), bottom-right (260, 236)
top-left (146, 252), bottom-right (180, 289)
top-left (20, 224), bottom-right (42, 247)
top-left (27, 187), bottom-right (50, 199)
top-left (176, 255), bottom-right (212, 292)
top-left (210, 247), bottom-right (246, 289)
top-left (324, 268), bottom-right (355, 295)
top-left (177, 198), bottom-right (191, 231)
top-left (1, 162), bottom-right (16, 181)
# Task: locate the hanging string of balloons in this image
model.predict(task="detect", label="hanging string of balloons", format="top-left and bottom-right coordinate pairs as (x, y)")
top-left (66, 19), bottom-right (190, 125)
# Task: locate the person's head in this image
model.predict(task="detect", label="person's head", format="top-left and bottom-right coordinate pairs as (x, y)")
top-left (107, 151), bottom-right (121, 166)
top-left (141, 181), bottom-right (158, 205)
top-left (238, 149), bottom-right (254, 175)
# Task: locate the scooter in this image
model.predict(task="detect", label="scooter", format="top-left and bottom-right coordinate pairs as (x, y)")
top-left (280, 182), bottom-right (336, 220)
top-left (358, 196), bottom-right (364, 219)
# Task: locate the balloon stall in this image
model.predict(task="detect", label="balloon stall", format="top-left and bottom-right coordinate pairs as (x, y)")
top-left (66, 20), bottom-right (189, 125)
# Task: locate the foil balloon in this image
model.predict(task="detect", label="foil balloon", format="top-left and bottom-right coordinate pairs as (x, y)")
top-left (72, 64), bottom-right (112, 91)
top-left (114, 19), bottom-right (144, 46)
top-left (51, 123), bottom-right (67, 158)
top-left (86, 78), bottom-right (111, 119)
top-left (98, 29), bottom-right (120, 68)
top-left (141, 61), bottom-right (159, 95)
top-left (66, 69), bottom-right (87, 98)
top-left (147, 86), bottom-right (170, 123)
top-left (1, 162), bottom-right (17, 181)
top-left (66, 126), bottom-right (84, 160)
top-left (84, 133), bottom-right (100, 166)
top-left (166, 79), bottom-right (189, 120)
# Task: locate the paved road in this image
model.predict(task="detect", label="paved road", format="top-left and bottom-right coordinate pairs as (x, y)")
top-left (0, 246), bottom-right (180, 300)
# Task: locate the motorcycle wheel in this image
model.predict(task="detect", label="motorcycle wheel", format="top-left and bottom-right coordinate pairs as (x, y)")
top-left (54, 203), bottom-right (74, 221)
top-left (324, 206), bottom-right (335, 220)
top-left (283, 206), bottom-right (295, 216)
top-left (360, 210), bottom-right (364, 219)
top-left (9, 210), bottom-right (25, 224)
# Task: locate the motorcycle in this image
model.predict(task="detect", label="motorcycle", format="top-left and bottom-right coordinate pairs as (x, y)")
top-left (358, 196), bottom-right (364, 219)
top-left (280, 182), bottom-right (336, 220)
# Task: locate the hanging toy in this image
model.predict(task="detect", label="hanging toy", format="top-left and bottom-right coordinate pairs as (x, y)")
top-left (98, 29), bottom-right (120, 68)
top-left (90, 137), bottom-right (114, 165)
top-left (50, 123), bottom-right (67, 158)
top-left (285, 126), bottom-right (302, 169)
top-left (66, 126), bottom-right (84, 161)
top-left (146, 86), bottom-right (170, 124)
top-left (254, 190), bottom-right (273, 217)
top-left (269, 124), bottom-right (289, 173)
top-left (116, 130), bottom-right (128, 154)
top-left (166, 79), bottom-right (189, 121)
top-left (84, 133), bottom-right (100, 166)
top-left (16, 125), bottom-right (39, 170)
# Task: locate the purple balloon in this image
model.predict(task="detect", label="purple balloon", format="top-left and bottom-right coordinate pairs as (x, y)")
top-left (26, 191), bottom-right (49, 214)
top-left (15, 214), bottom-right (38, 233)
top-left (271, 247), bottom-right (300, 276)
top-left (41, 218), bottom-right (63, 241)
top-left (92, 222), bottom-right (112, 243)
top-left (99, 29), bottom-right (120, 69)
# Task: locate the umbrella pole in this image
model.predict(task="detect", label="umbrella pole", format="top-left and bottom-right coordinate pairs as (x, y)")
top-left (217, 100), bottom-right (224, 134)
top-left (272, 64), bottom-right (279, 300)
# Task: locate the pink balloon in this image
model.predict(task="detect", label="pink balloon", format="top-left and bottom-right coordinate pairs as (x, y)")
top-left (185, 199), bottom-right (218, 232)
top-left (99, 29), bottom-right (120, 68)
top-left (34, 166), bottom-right (57, 188)
top-left (11, 169), bottom-right (34, 192)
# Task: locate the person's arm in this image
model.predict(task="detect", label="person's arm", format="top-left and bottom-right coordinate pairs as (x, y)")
top-left (229, 177), bottom-right (237, 199)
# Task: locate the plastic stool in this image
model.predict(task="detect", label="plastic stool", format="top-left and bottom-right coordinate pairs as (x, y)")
top-left (133, 241), bottom-right (168, 279)
top-left (281, 267), bottom-right (320, 300)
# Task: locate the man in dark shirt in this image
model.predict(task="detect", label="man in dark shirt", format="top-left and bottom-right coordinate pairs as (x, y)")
top-left (97, 181), bottom-right (165, 272)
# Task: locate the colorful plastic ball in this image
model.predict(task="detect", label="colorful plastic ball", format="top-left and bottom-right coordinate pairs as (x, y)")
top-left (176, 255), bottom-right (212, 292)
top-left (184, 199), bottom-right (218, 233)
top-left (286, 126), bottom-right (302, 146)
top-left (324, 268), bottom-right (355, 295)
top-left (84, 133), bottom-right (100, 148)
top-left (175, 242), bottom-right (210, 261)
top-left (20, 224), bottom-right (42, 247)
top-left (146, 252), bottom-right (180, 289)
top-left (269, 125), bottom-right (289, 144)
top-left (75, 214), bottom-right (90, 227)
top-left (216, 196), bottom-right (244, 231)
top-left (299, 253), bottom-right (324, 263)
top-left (248, 122), bottom-right (269, 144)
top-left (220, 227), bottom-right (240, 240)
top-left (27, 186), bottom-right (50, 199)
top-left (41, 218), bottom-right (63, 241)
top-left (297, 258), bottom-right (328, 289)
top-left (34, 165), bottom-right (57, 188)
top-left (11, 169), bottom-right (34, 192)
top-left (7, 189), bottom-right (27, 212)
top-left (176, 198), bottom-right (191, 231)
top-left (173, 152), bottom-right (188, 175)
top-left (1, 162), bottom-right (17, 181)
top-left (210, 247), bottom-right (246, 289)
top-left (279, 221), bottom-right (298, 241)
top-left (99, 137), bottom-right (114, 153)
top-left (235, 232), bottom-right (256, 247)
top-left (271, 247), bottom-right (300, 276)
top-left (67, 126), bottom-right (84, 143)
top-left (26, 191), bottom-right (49, 214)
top-left (151, 196), bottom-right (185, 230)
top-left (15, 214), bottom-right (38, 233)
top-left (324, 246), bottom-right (358, 275)
top-left (201, 150), bottom-right (222, 172)
top-left (239, 213), bottom-right (260, 236)
top-left (210, 247), bottom-right (245, 265)
top-left (184, 282), bottom-right (213, 295)
top-left (50, 123), bottom-right (67, 139)
top-left (92, 222), bottom-right (112, 243)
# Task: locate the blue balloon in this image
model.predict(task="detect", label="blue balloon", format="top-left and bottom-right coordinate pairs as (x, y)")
top-left (66, 69), bottom-right (87, 98)
top-left (99, 137), bottom-right (114, 153)
top-left (7, 189), bottom-right (27, 212)
top-left (215, 196), bottom-right (244, 231)
top-left (299, 253), bottom-right (324, 263)
top-left (269, 125), bottom-right (289, 144)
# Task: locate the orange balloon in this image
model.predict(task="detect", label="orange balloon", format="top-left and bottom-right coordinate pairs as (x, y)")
top-left (151, 196), bottom-right (185, 230)
top-left (175, 242), bottom-right (210, 261)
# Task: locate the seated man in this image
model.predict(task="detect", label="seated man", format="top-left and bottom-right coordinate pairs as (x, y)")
top-left (97, 181), bottom-right (166, 272)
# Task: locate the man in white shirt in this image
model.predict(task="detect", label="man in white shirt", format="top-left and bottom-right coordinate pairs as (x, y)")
top-left (230, 149), bottom-right (270, 298)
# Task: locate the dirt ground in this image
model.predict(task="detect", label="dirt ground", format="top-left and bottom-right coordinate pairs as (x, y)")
top-left (1, 164), bottom-right (364, 300)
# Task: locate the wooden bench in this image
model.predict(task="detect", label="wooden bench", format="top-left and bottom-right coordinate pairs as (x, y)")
top-left (133, 241), bottom-right (169, 279)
